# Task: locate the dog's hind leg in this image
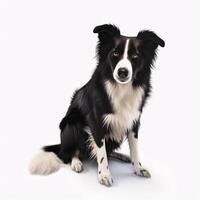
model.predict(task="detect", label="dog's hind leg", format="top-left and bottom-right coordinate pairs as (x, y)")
top-left (108, 151), bottom-right (131, 163)
top-left (70, 150), bottom-right (83, 173)
top-left (58, 123), bottom-right (86, 173)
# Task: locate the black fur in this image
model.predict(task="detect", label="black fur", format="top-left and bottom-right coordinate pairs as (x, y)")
top-left (44, 24), bottom-right (164, 164)
top-left (100, 157), bottom-right (104, 164)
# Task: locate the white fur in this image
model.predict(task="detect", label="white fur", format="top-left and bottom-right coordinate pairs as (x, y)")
top-left (29, 151), bottom-right (63, 175)
top-left (84, 126), bottom-right (99, 159)
top-left (113, 39), bottom-right (132, 84)
top-left (127, 132), bottom-right (140, 166)
top-left (96, 139), bottom-right (113, 186)
top-left (71, 150), bottom-right (83, 172)
top-left (127, 132), bottom-right (151, 177)
top-left (86, 133), bottom-right (98, 159)
top-left (71, 157), bottom-right (83, 173)
top-left (84, 126), bottom-right (97, 159)
top-left (104, 80), bottom-right (144, 143)
top-left (84, 131), bottom-right (113, 186)
top-left (84, 126), bottom-right (92, 135)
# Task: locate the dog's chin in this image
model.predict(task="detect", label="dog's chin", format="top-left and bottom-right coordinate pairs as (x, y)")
top-left (114, 76), bottom-right (132, 85)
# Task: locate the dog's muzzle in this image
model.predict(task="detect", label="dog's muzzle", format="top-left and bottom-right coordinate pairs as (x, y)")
top-left (113, 59), bottom-right (132, 84)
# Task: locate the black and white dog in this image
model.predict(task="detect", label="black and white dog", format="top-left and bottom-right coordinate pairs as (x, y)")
top-left (29, 24), bottom-right (165, 186)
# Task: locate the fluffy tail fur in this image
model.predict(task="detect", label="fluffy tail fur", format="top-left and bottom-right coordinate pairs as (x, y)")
top-left (29, 144), bottom-right (62, 175)
top-left (29, 144), bottom-right (131, 175)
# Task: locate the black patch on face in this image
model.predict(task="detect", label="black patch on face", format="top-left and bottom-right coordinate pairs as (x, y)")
top-left (128, 39), bottom-right (144, 79)
top-left (108, 38), bottom-right (127, 71)
top-left (128, 39), bottom-right (140, 59)
top-left (132, 162), bottom-right (134, 166)
top-left (99, 170), bottom-right (101, 174)
top-left (139, 162), bottom-right (141, 166)
top-left (100, 157), bottom-right (104, 164)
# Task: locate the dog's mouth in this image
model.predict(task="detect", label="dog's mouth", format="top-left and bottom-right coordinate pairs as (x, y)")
top-left (114, 75), bottom-right (131, 84)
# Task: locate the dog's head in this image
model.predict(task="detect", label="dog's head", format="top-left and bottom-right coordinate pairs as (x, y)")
top-left (94, 24), bottom-right (165, 84)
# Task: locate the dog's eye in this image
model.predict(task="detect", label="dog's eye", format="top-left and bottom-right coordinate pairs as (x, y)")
top-left (112, 51), bottom-right (119, 57)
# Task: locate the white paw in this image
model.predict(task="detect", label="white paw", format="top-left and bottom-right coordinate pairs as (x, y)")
top-left (71, 158), bottom-right (83, 173)
top-left (134, 167), bottom-right (151, 178)
top-left (98, 170), bottom-right (113, 187)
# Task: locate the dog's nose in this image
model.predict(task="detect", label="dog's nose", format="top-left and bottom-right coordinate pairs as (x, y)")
top-left (117, 68), bottom-right (129, 80)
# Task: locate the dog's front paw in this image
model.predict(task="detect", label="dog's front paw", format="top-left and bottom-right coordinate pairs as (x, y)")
top-left (134, 167), bottom-right (151, 178)
top-left (71, 158), bottom-right (83, 173)
top-left (98, 171), bottom-right (113, 187)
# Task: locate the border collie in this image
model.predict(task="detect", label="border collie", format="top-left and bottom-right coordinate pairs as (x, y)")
top-left (29, 24), bottom-right (165, 186)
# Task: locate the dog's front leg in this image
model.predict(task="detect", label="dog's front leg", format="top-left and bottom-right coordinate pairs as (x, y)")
top-left (127, 121), bottom-right (151, 178)
top-left (96, 138), bottom-right (113, 186)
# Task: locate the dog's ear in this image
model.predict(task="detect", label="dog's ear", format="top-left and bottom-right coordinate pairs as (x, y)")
top-left (93, 24), bottom-right (120, 41)
top-left (137, 30), bottom-right (165, 48)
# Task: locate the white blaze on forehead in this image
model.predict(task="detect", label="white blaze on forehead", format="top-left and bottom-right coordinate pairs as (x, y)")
top-left (123, 39), bottom-right (130, 59)
top-left (113, 39), bottom-right (132, 84)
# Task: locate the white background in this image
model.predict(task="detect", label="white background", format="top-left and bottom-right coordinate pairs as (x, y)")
top-left (0, 0), bottom-right (200, 199)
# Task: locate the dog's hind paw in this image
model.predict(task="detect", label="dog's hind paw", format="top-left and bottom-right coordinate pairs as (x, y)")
top-left (71, 158), bottom-right (83, 173)
top-left (98, 172), bottom-right (113, 187)
top-left (134, 168), bottom-right (151, 178)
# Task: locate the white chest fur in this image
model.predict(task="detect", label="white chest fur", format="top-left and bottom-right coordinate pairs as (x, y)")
top-left (103, 81), bottom-right (144, 143)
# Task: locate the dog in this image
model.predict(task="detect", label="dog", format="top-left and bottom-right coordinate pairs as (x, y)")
top-left (29, 24), bottom-right (165, 186)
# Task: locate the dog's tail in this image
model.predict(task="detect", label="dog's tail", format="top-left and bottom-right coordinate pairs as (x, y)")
top-left (108, 151), bottom-right (131, 163)
top-left (29, 144), bottom-right (63, 175)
